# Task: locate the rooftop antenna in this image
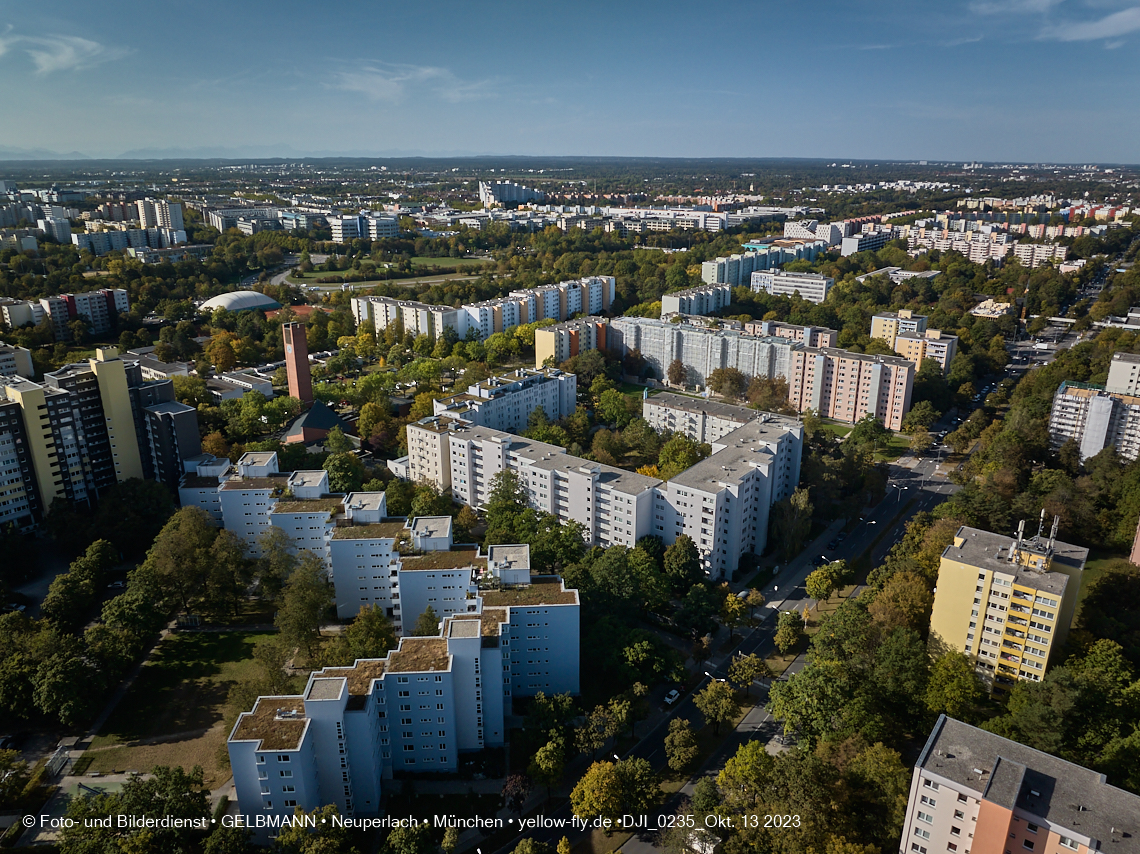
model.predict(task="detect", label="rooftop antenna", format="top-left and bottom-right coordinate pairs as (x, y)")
top-left (1011, 520), bottom-right (1025, 563)
top-left (1048, 515), bottom-right (1059, 550)
top-left (1036, 507), bottom-right (1046, 541)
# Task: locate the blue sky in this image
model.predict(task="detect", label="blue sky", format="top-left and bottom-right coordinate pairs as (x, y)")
top-left (1, 1), bottom-right (1138, 162)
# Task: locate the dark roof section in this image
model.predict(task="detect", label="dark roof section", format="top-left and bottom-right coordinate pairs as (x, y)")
top-left (284, 400), bottom-right (352, 439)
top-left (918, 715), bottom-right (1140, 847)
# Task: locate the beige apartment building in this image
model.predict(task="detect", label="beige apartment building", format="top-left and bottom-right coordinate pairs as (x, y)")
top-left (929, 523), bottom-right (1087, 694)
top-left (786, 347), bottom-right (914, 430)
top-left (895, 329), bottom-right (959, 374)
top-left (870, 309), bottom-right (928, 349)
top-left (901, 715), bottom-right (1140, 854)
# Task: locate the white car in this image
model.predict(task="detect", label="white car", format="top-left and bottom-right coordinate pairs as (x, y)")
top-left (664, 689), bottom-right (681, 706)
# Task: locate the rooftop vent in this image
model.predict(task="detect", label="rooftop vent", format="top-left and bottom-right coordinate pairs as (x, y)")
top-left (1030, 789), bottom-right (1041, 797)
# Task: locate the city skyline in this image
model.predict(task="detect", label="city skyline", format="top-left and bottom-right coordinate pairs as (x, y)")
top-left (2, 1), bottom-right (1140, 163)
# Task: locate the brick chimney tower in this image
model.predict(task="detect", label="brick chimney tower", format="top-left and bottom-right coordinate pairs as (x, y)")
top-left (282, 322), bottom-right (313, 402)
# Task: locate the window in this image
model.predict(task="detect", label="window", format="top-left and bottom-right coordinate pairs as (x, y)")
top-left (284, 799), bottom-right (297, 808)
top-left (256, 755), bottom-right (265, 764)
top-left (948, 845), bottom-right (958, 853)
top-left (282, 785), bottom-right (295, 793)
top-left (277, 755), bottom-right (290, 762)
top-left (264, 801), bottom-right (273, 810)
top-left (1022, 843), bottom-right (1034, 852)
top-left (921, 795), bottom-right (936, 806)
top-left (924, 780), bottom-right (940, 791)
top-left (918, 811), bottom-right (934, 824)
top-left (951, 827), bottom-right (961, 837)
top-left (915, 829), bottom-right (931, 841)
top-left (1026, 824), bottom-right (1038, 834)
top-left (957, 794), bottom-right (967, 803)
top-left (911, 846), bottom-right (927, 854)
top-left (1059, 838), bottom-right (1078, 851)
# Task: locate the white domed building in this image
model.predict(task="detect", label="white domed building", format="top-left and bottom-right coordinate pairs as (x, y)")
top-left (199, 291), bottom-right (283, 313)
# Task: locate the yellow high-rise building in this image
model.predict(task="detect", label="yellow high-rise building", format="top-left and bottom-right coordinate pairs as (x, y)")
top-left (929, 521), bottom-right (1087, 694)
top-left (869, 308), bottom-right (927, 350)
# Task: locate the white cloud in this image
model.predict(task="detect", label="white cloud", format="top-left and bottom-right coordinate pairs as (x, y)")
top-left (1039, 4), bottom-right (1140, 39)
top-left (331, 63), bottom-right (495, 103)
top-left (969, 0), bottom-right (1064, 14)
top-left (0, 31), bottom-right (126, 74)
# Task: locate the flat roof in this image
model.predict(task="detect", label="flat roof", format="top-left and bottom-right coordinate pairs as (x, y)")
top-left (345, 492), bottom-right (387, 512)
top-left (220, 475), bottom-right (288, 491)
top-left (410, 516), bottom-right (452, 539)
top-left (401, 546), bottom-right (485, 571)
top-left (447, 618), bottom-right (480, 639)
top-left (647, 391), bottom-right (799, 428)
top-left (670, 441), bottom-right (776, 491)
top-left (481, 581), bottom-right (577, 607)
top-left (919, 715), bottom-right (1140, 848)
top-left (332, 520), bottom-right (408, 540)
top-left (305, 678), bottom-right (345, 701)
top-left (239, 451), bottom-right (277, 465)
top-left (180, 473), bottom-right (222, 490)
top-left (272, 498), bottom-right (344, 515)
top-left (315, 659), bottom-right (387, 695)
top-left (386, 638), bottom-right (450, 673)
top-left (942, 526), bottom-right (1087, 595)
top-left (288, 470), bottom-right (327, 488)
top-left (231, 697), bottom-right (307, 751)
top-left (488, 544), bottom-right (530, 571)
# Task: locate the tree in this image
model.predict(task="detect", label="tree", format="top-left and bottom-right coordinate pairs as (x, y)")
top-left (925, 651), bottom-right (983, 720)
top-left (658, 434), bottom-right (710, 480)
top-left (147, 506), bottom-right (217, 614)
top-left (557, 838), bottom-right (571, 854)
top-left (60, 765), bottom-right (211, 853)
top-left (694, 680), bottom-right (739, 735)
top-left (663, 535), bottom-right (703, 595)
top-left (690, 776), bottom-right (720, 816)
top-left (597, 388), bottom-right (635, 427)
top-left (721, 593), bottom-right (746, 640)
top-left (325, 425), bottom-right (352, 454)
top-left (570, 759), bottom-right (658, 828)
top-left (770, 487), bottom-right (813, 561)
top-left (0, 749), bottom-right (29, 809)
top-left (502, 773), bottom-right (533, 814)
top-left (203, 825), bottom-right (254, 854)
top-left (848, 414), bottom-right (890, 452)
top-left (412, 605), bottom-right (440, 637)
top-left (706, 367), bottom-right (748, 399)
top-left (510, 841), bottom-right (553, 854)
top-left (576, 704), bottom-right (615, 761)
top-left (323, 452), bottom-right (366, 493)
top-left (744, 588), bottom-right (766, 622)
top-left (529, 733), bottom-right (567, 801)
top-left (774, 610), bottom-right (804, 655)
top-left (205, 528), bottom-right (250, 618)
top-left (728, 653), bottom-right (771, 697)
top-left (667, 358), bottom-right (687, 386)
top-left (805, 565), bottom-right (839, 604)
top-left (664, 717), bottom-right (699, 773)
top-left (867, 571), bottom-right (933, 632)
top-left (440, 826), bottom-right (460, 854)
top-left (255, 525), bottom-right (299, 601)
top-left (323, 604), bottom-right (397, 667)
top-left (275, 552), bottom-right (332, 658)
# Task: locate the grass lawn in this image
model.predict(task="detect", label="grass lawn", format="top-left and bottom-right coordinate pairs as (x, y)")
top-left (618, 381), bottom-right (649, 399)
top-left (83, 631), bottom-right (274, 786)
top-left (875, 432), bottom-right (912, 461)
top-left (819, 419), bottom-right (854, 438)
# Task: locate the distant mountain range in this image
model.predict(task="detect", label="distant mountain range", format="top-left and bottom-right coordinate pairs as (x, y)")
top-left (0, 143), bottom-right (485, 161)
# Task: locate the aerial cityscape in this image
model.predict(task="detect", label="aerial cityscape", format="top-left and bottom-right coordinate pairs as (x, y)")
top-left (2, 3), bottom-right (1140, 854)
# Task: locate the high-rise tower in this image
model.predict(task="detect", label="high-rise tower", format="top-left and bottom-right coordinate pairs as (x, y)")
top-left (282, 322), bottom-right (313, 402)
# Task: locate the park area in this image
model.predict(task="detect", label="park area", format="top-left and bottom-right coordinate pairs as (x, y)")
top-left (74, 631), bottom-right (274, 787)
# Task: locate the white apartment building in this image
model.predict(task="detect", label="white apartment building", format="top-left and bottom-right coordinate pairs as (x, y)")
top-left (1013, 242), bottom-right (1068, 268)
top-left (1048, 381), bottom-right (1140, 462)
top-left (700, 242), bottom-right (827, 287)
top-left (750, 270), bottom-right (835, 304)
top-left (901, 715), bottom-right (1139, 854)
top-left (136, 199), bottom-right (185, 231)
top-left (660, 283), bottom-right (732, 317)
top-left (0, 344), bottom-right (33, 378)
top-left (431, 368), bottom-right (576, 434)
top-left (742, 320), bottom-right (837, 348)
top-left (783, 219), bottom-right (849, 246)
top-left (405, 403), bottom-right (804, 580)
top-left (609, 316), bottom-right (800, 387)
top-left (0, 297), bottom-right (45, 331)
top-left (229, 570), bottom-right (578, 842)
top-left (177, 456), bottom-right (233, 523)
top-left (351, 277), bottom-right (614, 344)
top-left (787, 347), bottom-right (915, 430)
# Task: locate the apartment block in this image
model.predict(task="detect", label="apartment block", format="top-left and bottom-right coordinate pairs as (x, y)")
top-left (783, 219), bottom-right (848, 246)
top-left (0, 297), bottom-right (45, 331)
top-left (0, 344), bottom-right (33, 379)
top-left (855, 267), bottom-right (941, 285)
top-left (1013, 242), bottom-right (1069, 268)
top-left (533, 317), bottom-right (608, 368)
top-left (405, 400), bottom-right (804, 579)
top-left (1048, 381), bottom-right (1140, 462)
top-left (743, 320), bottom-right (836, 348)
top-left (37, 289), bottom-right (129, 341)
top-left (786, 347), bottom-right (915, 430)
top-left (432, 368), bottom-right (576, 433)
top-left (660, 283), bottom-right (732, 317)
top-left (700, 243), bottom-right (826, 287)
top-left (136, 199), bottom-right (184, 231)
top-left (479, 180), bottom-right (545, 207)
top-left (608, 316), bottom-right (800, 387)
top-left (929, 524), bottom-right (1086, 693)
top-left (0, 347), bottom-right (195, 519)
top-left (228, 569), bottom-right (577, 841)
top-left (895, 330), bottom-right (959, 375)
top-left (840, 228), bottom-right (894, 256)
top-left (750, 270), bottom-right (835, 304)
top-left (0, 396), bottom-right (41, 530)
top-left (870, 309), bottom-right (929, 349)
top-left (901, 715), bottom-right (1140, 854)
top-left (351, 277), bottom-right (613, 344)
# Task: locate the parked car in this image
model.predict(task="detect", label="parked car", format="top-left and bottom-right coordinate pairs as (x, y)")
top-left (664, 689), bottom-right (681, 706)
